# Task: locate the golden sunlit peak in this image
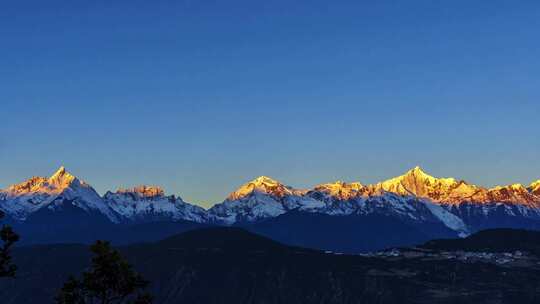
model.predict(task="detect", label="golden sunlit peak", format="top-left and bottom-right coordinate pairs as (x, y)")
top-left (3, 166), bottom-right (82, 197)
top-left (49, 165), bottom-right (76, 182)
top-left (46, 165), bottom-right (88, 191)
top-left (489, 184), bottom-right (529, 194)
top-left (54, 166), bottom-right (66, 175)
top-left (528, 180), bottom-right (540, 196)
top-left (319, 181), bottom-right (363, 188)
top-left (226, 176), bottom-right (293, 200)
top-left (383, 165), bottom-right (439, 184)
top-left (510, 183), bottom-right (527, 190)
top-left (117, 185), bottom-right (165, 197)
top-left (407, 166), bottom-right (430, 176)
top-left (400, 166), bottom-right (457, 184)
top-left (6, 176), bottom-right (48, 194)
top-left (313, 181), bottom-right (364, 200)
top-left (251, 176), bottom-right (280, 184)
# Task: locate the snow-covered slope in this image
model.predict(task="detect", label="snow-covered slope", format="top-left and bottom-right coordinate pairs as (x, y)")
top-left (207, 168), bottom-right (540, 235)
top-left (305, 181), bottom-right (368, 215)
top-left (207, 175), bottom-right (470, 236)
top-left (208, 176), bottom-right (323, 224)
top-left (305, 180), bottom-right (469, 235)
top-left (374, 168), bottom-right (540, 232)
top-left (372, 167), bottom-right (540, 216)
top-left (371, 166), bottom-right (495, 205)
top-left (103, 185), bottom-right (207, 223)
top-left (375, 166), bottom-right (465, 200)
top-left (0, 167), bottom-right (118, 222)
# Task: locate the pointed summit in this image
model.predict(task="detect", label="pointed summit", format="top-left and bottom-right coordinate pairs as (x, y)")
top-left (312, 181), bottom-right (364, 200)
top-left (0, 166), bottom-right (117, 222)
top-left (116, 185), bottom-right (166, 198)
top-left (403, 166), bottom-right (436, 180)
top-left (377, 166), bottom-right (462, 200)
top-left (227, 176), bottom-right (294, 201)
top-left (53, 166), bottom-right (66, 176)
top-left (251, 176), bottom-right (280, 186)
top-left (529, 180), bottom-right (540, 195)
top-left (50, 166), bottom-right (69, 179)
top-left (5, 166), bottom-right (78, 197)
top-left (48, 166), bottom-right (77, 188)
top-left (389, 166), bottom-right (443, 185)
top-left (410, 166), bottom-right (425, 174)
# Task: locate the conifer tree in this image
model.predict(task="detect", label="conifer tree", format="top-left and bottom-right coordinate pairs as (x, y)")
top-left (0, 211), bottom-right (19, 278)
top-left (56, 240), bottom-right (152, 304)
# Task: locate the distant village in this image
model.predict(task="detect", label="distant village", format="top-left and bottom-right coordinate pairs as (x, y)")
top-left (361, 247), bottom-right (539, 267)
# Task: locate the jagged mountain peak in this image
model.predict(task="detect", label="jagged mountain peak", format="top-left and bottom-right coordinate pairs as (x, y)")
top-left (374, 168), bottom-right (540, 206)
top-left (251, 176), bottom-right (281, 186)
top-left (319, 180), bottom-right (363, 188)
top-left (227, 176), bottom-right (295, 201)
top-left (48, 166), bottom-right (79, 188)
top-left (0, 167), bottom-right (118, 222)
top-left (50, 166), bottom-right (68, 179)
top-left (115, 185), bottom-right (166, 199)
top-left (312, 181), bottom-right (364, 200)
top-left (381, 166), bottom-right (458, 187)
top-left (402, 166), bottom-right (456, 184)
top-left (529, 180), bottom-right (540, 194)
top-left (481, 183), bottom-right (540, 206)
top-left (492, 184), bottom-right (527, 191)
top-left (376, 167), bottom-right (471, 202)
top-left (5, 166), bottom-right (80, 196)
top-left (408, 165), bottom-right (430, 176)
top-left (487, 183), bottom-right (532, 198)
top-left (5, 176), bottom-right (48, 194)
top-left (211, 176), bottom-right (315, 224)
top-left (103, 185), bottom-right (207, 224)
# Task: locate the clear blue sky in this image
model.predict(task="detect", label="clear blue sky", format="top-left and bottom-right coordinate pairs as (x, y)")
top-left (1, 1), bottom-right (539, 208)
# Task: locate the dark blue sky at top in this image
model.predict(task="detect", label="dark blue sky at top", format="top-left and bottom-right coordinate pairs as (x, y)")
top-left (1, 1), bottom-right (539, 207)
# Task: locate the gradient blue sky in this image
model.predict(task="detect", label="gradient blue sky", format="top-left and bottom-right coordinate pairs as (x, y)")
top-left (1, 1), bottom-right (539, 208)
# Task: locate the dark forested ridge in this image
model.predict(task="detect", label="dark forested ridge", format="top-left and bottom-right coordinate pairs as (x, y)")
top-left (1, 228), bottom-right (540, 304)
top-left (422, 228), bottom-right (540, 255)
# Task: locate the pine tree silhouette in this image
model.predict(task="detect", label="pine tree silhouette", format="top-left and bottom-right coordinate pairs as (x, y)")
top-left (56, 240), bottom-right (152, 304)
top-left (0, 211), bottom-right (19, 278)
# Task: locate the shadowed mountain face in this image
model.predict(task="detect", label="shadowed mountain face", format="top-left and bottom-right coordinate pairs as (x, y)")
top-left (2, 228), bottom-right (540, 304)
top-left (10, 204), bottom-right (207, 245)
top-left (243, 211), bottom-right (458, 253)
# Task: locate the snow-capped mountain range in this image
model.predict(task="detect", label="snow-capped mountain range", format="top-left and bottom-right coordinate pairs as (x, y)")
top-left (0, 167), bottom-right (206, 224)
top-left (0, 167), bottom-right (118, 222)
top-left (103, 185), bottom-right (207, 223)
top-left (2, 166), bottom-right (540, 237)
